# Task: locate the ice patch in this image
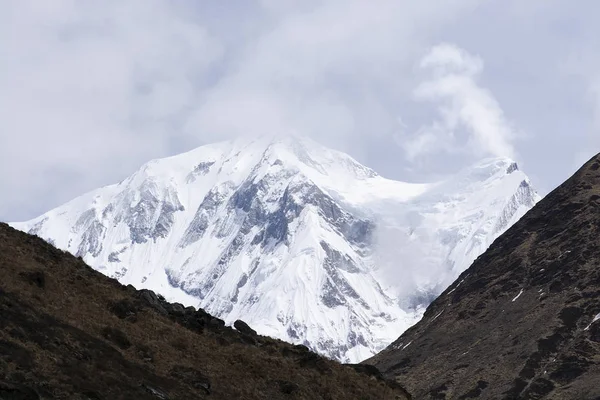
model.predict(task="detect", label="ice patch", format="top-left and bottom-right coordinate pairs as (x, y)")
top-left (447, 279), bottom-right (465, 294)
top-left (512, 288), bottom-right (524, 302)
top-left (584, 313), bottom-right (600, 331)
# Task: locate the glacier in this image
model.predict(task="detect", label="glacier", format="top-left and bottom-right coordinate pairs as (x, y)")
top-left (11, 135), bottom-right (540, 362)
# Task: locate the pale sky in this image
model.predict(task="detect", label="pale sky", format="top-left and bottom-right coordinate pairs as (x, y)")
top-left (1, 1), bottom-right (599, 222)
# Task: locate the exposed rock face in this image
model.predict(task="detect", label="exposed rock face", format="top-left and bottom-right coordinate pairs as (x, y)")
top-left (10, 136), bottom-right (539, 362)
top-left (366, 153), bottom-right (600, 399)
top-left (0, 222), bottom-right (409, 399)
top-left (234, 320), bottom-right (257, 336)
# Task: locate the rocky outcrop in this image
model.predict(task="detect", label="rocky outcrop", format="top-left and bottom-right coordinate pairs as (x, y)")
top-left (234, 319), bottom-right (257, 336)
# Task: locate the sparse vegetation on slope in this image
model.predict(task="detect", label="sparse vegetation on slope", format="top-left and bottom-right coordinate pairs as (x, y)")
top-left (367, 153), bottom-right (600, 399)
top-left (0, 223), bottom-right (410, 400)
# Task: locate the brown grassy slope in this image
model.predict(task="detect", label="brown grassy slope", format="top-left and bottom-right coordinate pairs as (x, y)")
top-left (0, 223), bottom-right (410, 400)
top-left (366, 153), bottom-right (600, 399)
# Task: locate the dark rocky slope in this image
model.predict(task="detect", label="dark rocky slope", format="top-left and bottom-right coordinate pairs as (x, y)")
top-left (366, 153), bottom-right (600, 399)
top-left (0, 223), bottom-right (410, 400)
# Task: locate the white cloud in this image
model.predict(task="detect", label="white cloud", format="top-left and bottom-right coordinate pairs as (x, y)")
top-left (1, 0), bottom-right (484, 220)
top-left (419, 43), bottom-right (483, 77)
top-left (185, 1), bottom-right (482, 152)
top-left (0, 0), bottom-right (488, 219)
top-left (1, 0), bottom-right (598, 220)
top-left (401, 43), bottom-right (518, 161)
top-left (0, 1), bottom-right (222, 219)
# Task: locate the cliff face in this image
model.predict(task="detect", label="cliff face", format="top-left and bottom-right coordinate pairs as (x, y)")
top-left (367, 153), bottom-right (600, 400)
top-left (0, 222), bottom-right (409, 400)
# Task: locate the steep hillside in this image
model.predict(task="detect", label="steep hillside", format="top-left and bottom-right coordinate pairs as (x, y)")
top-left (0, 222), bottom-right (411, 399)
top-left (367, 153), bottom-right (600, 399)
top-left (11, 135), bottom-right (539, 362)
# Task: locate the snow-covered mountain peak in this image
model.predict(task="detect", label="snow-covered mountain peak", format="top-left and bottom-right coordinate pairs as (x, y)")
top-left (430, 157), bottom-right (516, 189)
top-left (11, 137), bottom-right (540, 363)
top-left (121, 135), bottom-right (379, 199)
top-left (264, 135), bottom-right (379, 179)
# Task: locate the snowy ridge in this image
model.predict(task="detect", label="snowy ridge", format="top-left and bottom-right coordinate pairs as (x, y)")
top-left (11, 135), bottom-right (540, 362)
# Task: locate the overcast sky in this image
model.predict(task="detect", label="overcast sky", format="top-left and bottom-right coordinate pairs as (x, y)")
top-left (2, 1), bottom-right (599, 222)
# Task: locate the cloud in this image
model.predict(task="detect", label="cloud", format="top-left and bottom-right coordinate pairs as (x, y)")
top-left (185, 1), bottom-right (482, 152)
top-left (0, 1), bottom-right (222, 220)
top-left (400, 43), bottom-right (518, 161)
top-left (2, 0), bottom-right (598, 221)
top-left (1, 0), bottom-right (486, 221)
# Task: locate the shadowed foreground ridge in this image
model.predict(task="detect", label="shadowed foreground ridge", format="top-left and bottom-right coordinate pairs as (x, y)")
top-left (0, 223), bottom-right (410, 400)
top-left (367, 152), bottom-right (600, 399)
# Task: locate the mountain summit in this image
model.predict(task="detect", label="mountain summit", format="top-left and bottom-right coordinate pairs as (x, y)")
top-left (11, 135), bottom-right (539, 362)
top-left (367, 153), bottom-right (600, 399)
